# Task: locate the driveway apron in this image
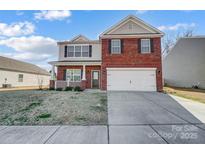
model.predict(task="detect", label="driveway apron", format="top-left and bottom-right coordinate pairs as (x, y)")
top-left (107, 91), bottom-right (205, 144)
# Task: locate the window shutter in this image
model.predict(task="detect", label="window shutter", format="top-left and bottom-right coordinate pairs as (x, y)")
top-left (64, 46), bottom-right (67, 57)
top-left (150, 39), bottom-right (154, 53)
top-left (108, 39), bottom-right (111, 54)
top-left (138, 39), bottom-right (141, 53)
top-left (121, 39), bottom-right (123, 53)
top-left (81, 69), bottom-right (83, 79)
top-left (89, 45), bottom-right (92, 57)
top-left (63, 70), bottom-right (67, 81)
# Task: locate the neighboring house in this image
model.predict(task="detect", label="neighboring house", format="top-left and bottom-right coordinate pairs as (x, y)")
top-left (0, 56), bottom-right (50, 88)
top-left (49, 15), bottom-right (164, 91)
top-left (163, 37), bottom-right (205, 89)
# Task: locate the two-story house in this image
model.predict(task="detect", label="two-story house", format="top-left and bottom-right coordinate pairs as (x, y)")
top-left (49, 15), bottom-right (164, 91)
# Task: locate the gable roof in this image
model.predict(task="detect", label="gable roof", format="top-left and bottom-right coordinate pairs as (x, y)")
top-left (100, 15), bottom-right (164, 38)
top-left (57, 35), bottom-right (99, 45)
top-left (69, 35), bottom-right (90, 42)
top-left (0, 56), bottom-right (50, 76)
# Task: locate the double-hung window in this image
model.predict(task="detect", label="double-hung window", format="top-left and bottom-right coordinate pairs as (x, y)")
top-left (66, 45), bottom-right (90, 57)
top-left (111, 39), bottom-right (121, 54)
top-left (75, 46), bottom-right (81, 57)
top-left (141, 39), bottom-right (151, 53)
top-left (67, 46), bottom-right (74, 57)
top-left (82, 46), bottom-right (89, 57)
top-left (66, 69), bottom-right (81, 82)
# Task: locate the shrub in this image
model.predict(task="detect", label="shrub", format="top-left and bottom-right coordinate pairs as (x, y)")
top-left (65, 86), bottom-right (73, 91)
top-left (192, 85), bottom-right (199, 89)
top-left (49, 87), bottom-right (55, 90)
top-left (74, 86), bottom-right (83, 91)
top-left (56, 88), bottom-right (63, 91)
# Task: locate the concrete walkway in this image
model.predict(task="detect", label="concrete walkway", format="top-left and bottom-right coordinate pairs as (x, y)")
top-left (0, 92), bottom-right (205, 144)
top-left (170, 95), bottom-right (205, 123)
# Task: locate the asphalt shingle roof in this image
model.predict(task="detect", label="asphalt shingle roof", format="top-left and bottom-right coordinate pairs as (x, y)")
top-left (0, 56), bottom-right (50, 76)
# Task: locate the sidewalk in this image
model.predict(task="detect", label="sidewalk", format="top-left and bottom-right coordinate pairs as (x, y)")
top-left (0, 126), bottom-right (108, 144)
top-left (170, 94), bottom-right (205, 123)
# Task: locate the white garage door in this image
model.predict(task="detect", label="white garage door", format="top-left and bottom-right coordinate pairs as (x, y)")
top-left (107, 68), bottom-right (157, 91)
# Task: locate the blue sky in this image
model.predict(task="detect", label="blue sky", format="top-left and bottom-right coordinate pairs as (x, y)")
top-left (0, 10), bottom-right (204, 70)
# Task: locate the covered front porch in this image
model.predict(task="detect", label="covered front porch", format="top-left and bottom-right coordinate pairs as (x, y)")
top-left (49, 61), bottom-right (101, 90)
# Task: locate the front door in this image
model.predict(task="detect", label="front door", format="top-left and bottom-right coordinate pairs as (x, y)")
top-left (92, 71), bottom-right (100, 89)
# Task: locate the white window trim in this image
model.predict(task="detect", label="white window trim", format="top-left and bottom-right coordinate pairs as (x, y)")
top-left (66, 69), bottom-right (81, 82)
top-left (111, 39), bottom-right (121, 54)
top-left (141, 39), bottom-right (151, 53)
top-left (66, 44), bottom-right (89, 58)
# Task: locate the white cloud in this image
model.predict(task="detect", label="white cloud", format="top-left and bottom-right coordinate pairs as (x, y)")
top-left (136, 10), bottom-right (148, 14)
top-left (34, 10), bottom-right (71, 21)
top-left (0, 35), bottom-right (57, 54)
top-left (0, 21), bottom-right (35, 37)
top-left (158, 23), bottom-right (196, 31)
top-left (0, 35), bottom-right (58, 70)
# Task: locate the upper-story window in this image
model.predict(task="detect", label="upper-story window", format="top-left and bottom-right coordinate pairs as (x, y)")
top-left (75, 46), bottom-right (81, 57)
top-left (67, 46), bottom-right (74, 57)
top-left (82, 46), bottom-right (89, 57)
top-left (141, 39), bottom-right (151, 53)
top-left (111, 39), bottom-right (121, 54)
top-left (65, 45), bottom-right (90, 57)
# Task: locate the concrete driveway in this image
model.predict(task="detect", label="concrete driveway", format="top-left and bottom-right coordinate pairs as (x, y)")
top-left (0, 92), bottom-right (205, 144)
top-left (108, 92), bottom-right (205, 143)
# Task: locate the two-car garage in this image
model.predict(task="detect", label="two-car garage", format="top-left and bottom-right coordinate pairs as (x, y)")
top-left (107, 68), bottom-right (157, 91)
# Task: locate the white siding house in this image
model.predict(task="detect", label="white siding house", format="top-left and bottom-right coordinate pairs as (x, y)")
top-left (163, 37), bottom-right (205, 89)
top-left (57, 35), bottom-right (101, 62)
top-left (0, 56), bottom-right (50, 88)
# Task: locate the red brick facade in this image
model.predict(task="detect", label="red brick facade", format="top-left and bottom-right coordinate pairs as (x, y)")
top-left (85, 66), bottom-right (101, 89)
top-left (56, 38), bottom-right (162, 91)
top-left (101, 38), bottom-right (163, 91)
top-left (57, 65), bottom-right (101, 89)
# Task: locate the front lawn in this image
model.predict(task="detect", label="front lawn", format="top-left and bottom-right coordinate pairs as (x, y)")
top-left (164, 86), bottom-right (205, 104)
top-left (0, 90), bottom-right (107, 125)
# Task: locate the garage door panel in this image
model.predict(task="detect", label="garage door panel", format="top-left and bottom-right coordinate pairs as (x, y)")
top-left (107, 68), bottom-right (156, 91)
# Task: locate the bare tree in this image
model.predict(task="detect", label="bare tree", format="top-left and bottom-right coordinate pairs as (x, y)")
top-left (162, 28), bottom-right (194, 56)
top-left (176, 29), bottom-right (194, 41)
top-left (162, 35), bottom-right (174, 56)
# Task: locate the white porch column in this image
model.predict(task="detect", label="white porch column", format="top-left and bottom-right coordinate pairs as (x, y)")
top-left (82, 65), bottom-right (86, 80)
top-left (51, 65), bottom-right (56, 80)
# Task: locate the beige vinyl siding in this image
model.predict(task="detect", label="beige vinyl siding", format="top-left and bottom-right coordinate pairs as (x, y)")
top-left (0, 69), bottom-right (50, 88)
top-left (58, 43), bottom-right (101, 61)
top-left (163, 38), bottom-right (205, 89)
top-left (111, 20), bottom-right (153, 35)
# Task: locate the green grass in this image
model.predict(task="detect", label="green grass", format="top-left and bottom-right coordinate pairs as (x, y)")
top-left (36, 113), bottom-right (51, 119)
top-left (75, 116), bottom-right (87, 122)
top-left (0, 90), bottom-right (107, 125)
top-left (20, 102), bottom-right (41, 112)
top-left (90, 96), bottom-right (107, 112)
top-left (14, 116), bottom-right (28, 123)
